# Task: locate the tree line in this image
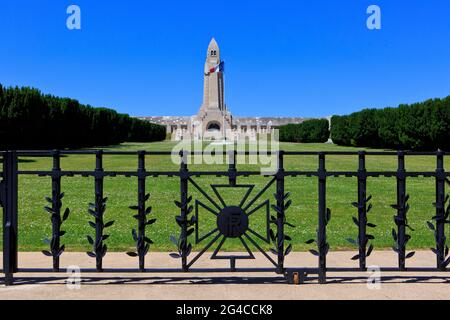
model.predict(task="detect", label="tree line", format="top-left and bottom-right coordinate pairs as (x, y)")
top-left (331, 96), bottom-right (450, 151)
top-left (279, 119), bottom-right (330, 143)
top-left (0, 84), bottom-right (166, 149)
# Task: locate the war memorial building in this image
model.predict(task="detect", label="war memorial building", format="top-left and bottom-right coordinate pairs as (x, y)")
top-left (140, 38), bottom-right (305, 140)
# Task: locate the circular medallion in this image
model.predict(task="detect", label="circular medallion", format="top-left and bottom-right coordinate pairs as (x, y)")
top-left (217, 206), bottom-right (249, 238)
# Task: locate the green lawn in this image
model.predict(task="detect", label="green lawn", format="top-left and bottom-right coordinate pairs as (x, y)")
top-left (3, 141), bottom-right (449, 253)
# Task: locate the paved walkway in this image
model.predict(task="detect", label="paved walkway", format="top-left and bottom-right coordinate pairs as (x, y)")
top-left (0, 251), bottom-right (449, 300)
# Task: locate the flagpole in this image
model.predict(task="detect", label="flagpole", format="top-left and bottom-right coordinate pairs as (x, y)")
top-left (222, 112), bottom-right (226, 141)
top-left (221, 61), bottom-right (226, 141)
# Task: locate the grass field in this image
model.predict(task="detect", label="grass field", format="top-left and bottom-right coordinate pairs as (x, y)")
top-left (2, 141), bottom-right (449, 253)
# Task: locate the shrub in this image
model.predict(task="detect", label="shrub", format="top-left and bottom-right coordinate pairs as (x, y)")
top-left (330, 96), bottom-right (450, 151)
top-left (0, 84), bottom-right (165, 149)
top-left (279, 119), bottom-right (330, 143)
top-left (330, 115), bottom-right (351, 145)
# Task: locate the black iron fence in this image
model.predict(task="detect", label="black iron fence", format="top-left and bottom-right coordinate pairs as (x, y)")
top-left (0, 149), bottom-right (449, 285)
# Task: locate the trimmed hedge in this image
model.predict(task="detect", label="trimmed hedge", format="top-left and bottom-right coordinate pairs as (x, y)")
top-left (279, 119), bottom-right (330, 143)
top-left (330, 96), bottom-right (450, 151)
top-left (0, 84), bottom-right (166, 149)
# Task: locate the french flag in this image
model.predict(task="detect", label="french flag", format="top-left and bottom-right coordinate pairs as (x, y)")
top-left (209, 61), bottom-right (225, 73)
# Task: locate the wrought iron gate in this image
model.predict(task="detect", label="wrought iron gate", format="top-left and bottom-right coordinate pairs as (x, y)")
top-left (0, 149), bottom-right (449, 285)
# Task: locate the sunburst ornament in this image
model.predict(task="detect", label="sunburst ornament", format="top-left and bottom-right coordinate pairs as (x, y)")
top-left (188, 181), bottom-right (277, 269)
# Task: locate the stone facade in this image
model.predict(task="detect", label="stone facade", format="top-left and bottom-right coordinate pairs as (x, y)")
top-left (195, 38), bottom-right (233, 140)
top-left (138, 39), bottom-right (305, 140)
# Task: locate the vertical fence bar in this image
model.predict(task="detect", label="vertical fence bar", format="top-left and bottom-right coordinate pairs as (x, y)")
top-left (51, 150), bottom-right (62, 271)
top-left (395, 151), bottom-right (407, 270)
top-left (435, 151), bottom-right (446, 270)
top-left (228, 150), bottom-right (237, 187)
top-left (94, 150), bottom-right (104, 272)
top-left (318, 153), bottom-right (327, 284)
top-left (275, 151), bottom-right (285, 273)
top-left (180, 150), bottom-right (189, 271)
top-left (357, 151), bottom-right (367, 271)
top-left (2, 151), bottom-right (18, 285)
top-left (137, 151), bottom-right (146, 271)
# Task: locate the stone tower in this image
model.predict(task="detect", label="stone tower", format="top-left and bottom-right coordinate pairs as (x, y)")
top-left (145, 38), bottom-right (304, 142)
top-left (196, 38), bottom-right (233, 138)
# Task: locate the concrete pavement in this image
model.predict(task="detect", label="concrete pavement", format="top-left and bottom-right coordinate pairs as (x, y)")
top-left (0, 251), bottom-right (449, 300)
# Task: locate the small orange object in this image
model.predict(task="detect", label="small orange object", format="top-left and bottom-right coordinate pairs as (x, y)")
top-left (293, 272), bottom-right (300, 285)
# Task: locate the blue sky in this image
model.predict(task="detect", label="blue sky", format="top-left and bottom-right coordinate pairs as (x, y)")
top-left (1, 0), bottom-right (449, 117)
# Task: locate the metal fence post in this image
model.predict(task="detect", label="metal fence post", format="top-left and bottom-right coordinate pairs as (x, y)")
top-left (275, 151), bottom-right (285, 273)
top-left (318, 153), bottom-right (327, 284)
top-left (137, 151), bottom-right (147, 271)
top-left (396, 152), bottom-right (407, 270)
top-left (180, 150), bottom-right (189, 272)
top-left (228, 150), bottom-right (237, 187)
top-left (357, 151), bottom-right (368, 271)
top-left (435, 151), bottom-right (446, 270)
top-left (94, 150), bottom-right (104, 272)
top-left (51, 150), bottom-right (62, 271)
top-left (2, 151), bottom-right (18, 285)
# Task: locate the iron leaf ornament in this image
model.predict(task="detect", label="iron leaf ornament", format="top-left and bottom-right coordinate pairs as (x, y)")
top-left (126, 193), bottom-right (156, 268)
top-left (306, 208), bottom-right (332, 257)
top-left (427, 190), bottom-right (450, 268)
top-left (86, 196), bottom-right (114, 261)
top-left (269, 192), bottom-right (295, 257)
top-left (347, 193), bottom-right (377, 261)
top-left (42, 192), bottom-right (70, 260)
top-left (391, 193), bottom-right (416, 263)
top-left (170, 195), bottom-right (195, 259)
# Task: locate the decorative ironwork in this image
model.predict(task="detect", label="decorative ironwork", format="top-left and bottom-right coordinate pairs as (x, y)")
top-left (217, 206), bottom-right (249, 237)
top-left (1, 151), bottom-right (19, 285)
top-left (126, 193), bottom-right (155, 269)
top-left (86, 151), bottom-right (115, 271)
top-left (42, 193), bottom-right (70, 268)
top-left (41, 151), bottom-right (71, 271)
top-left (1, 149), bottom-right (449, 286)
top-left (348, 151), bottom-right (376, 270)
top-left (169, 195), bottom-right (195, 262)
top-left (269, 192), bottom-right (294, 262)
top-left (426, 152), bottom-right (450, 270)
top-left (270, 151), bottom-right (295, 273)
top-left (126, 152), bottom-right (156, 271)
top-left (306, 153), bottom-right (331, 283)
top-left (346, 152), bottom-right (376, 270)
top-left (348, 193), bottom-right (375, 264)
top-left (429, 184), bottom-right (450, 268)
top-left (185, 181), bottom-right (276, 271)
top-left (390, 152), bottom-right (415, 269)
top-left (169, 151), bottom-right (195, 272)
top-left (391, 194), bottom-right (416, 266)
